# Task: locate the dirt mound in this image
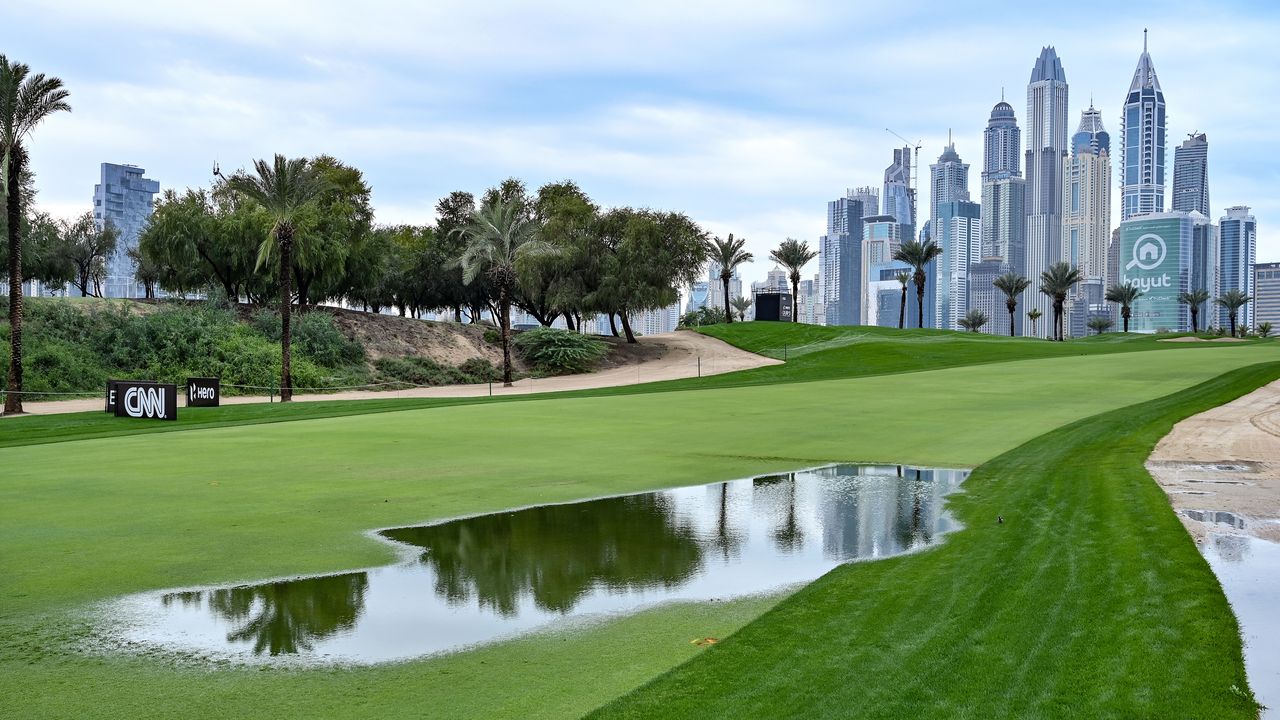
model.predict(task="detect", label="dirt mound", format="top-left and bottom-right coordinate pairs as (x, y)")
top-left (316, 307), bottom-right (518, 369)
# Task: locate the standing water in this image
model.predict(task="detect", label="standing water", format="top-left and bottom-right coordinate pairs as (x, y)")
top-left (1201, 533), bottom-right (1280, 718)
top-left (95, 464), bottom-right (968, 665)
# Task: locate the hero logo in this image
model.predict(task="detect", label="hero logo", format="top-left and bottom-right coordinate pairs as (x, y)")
top-left (124, 385), bottom-right (168, 419)
top-left (1122, 233), bottom-right (1172, 291)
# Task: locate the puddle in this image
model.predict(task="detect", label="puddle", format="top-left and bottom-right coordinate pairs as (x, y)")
top-left (95, 464), bottom-right (968, 665)
top-left (1170, 490), bottom-right (1212, 496)
top-left (1180, 510), bottom-right (1247, 529)
top-left (1202, 535), bottom-right (1280, 718)
top-left (1184, 479), bottom-right (1251, 486)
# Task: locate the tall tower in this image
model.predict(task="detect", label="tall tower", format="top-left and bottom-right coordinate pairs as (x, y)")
top-left (1120, 31), bottom-right (1167, 220)
top-left (1025, 46), bottom-right (1069, 337)
top-left (883, 146), bottom-right (915, 234)
top-left (1218, 206), bottom-right (1257, 329)
top-left (930, 137), bottom-right (970, 225)
top-left (980, 100), bottom-right (1026, 263)
top-left (1171, 132), bottom-right (1209, 215)
top-left (93, 163), bottom-right (160, 299)
top-left (930, 142), bottom-right (979, 331)
top-left (819, 195), bottom-right (866, 326)
top-left (1062, 105), bottom-right (1111, 284)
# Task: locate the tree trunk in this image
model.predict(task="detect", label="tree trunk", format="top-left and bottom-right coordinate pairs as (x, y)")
top-left (608, 312), bottom-right (619, 338)
top-left (620, 311), bottom-right (637, 343)
top-left (790, 276), bottom-right (799, 322)
top-left (1122, 309), bottom-right (1130, 333)
top-left (1190, 307), bottom-right (1198, 333)
top-left (500, 286), bottom-right (513, 386)
top-left (915, 276), bottom-right (926, 329)
top-left (5, 147), bottom-right (26, 414)
top-left (279, 231), bottom-right (294, 402)
top-left (898, 287), bottom-right (906, 329)
top-left (1229, 314), bottom-right (1237, 338)
top-left (723, 275), bottom-right (732, 324)
top-left (1054, 301), bottom-right (1064, 341)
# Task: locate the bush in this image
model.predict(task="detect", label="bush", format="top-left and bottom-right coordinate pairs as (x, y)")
top-left (458, 357), bottom-right (501, 382)
top-left (252, 308), bottom-right (364, 366)
top-left (678, 306), bottom-right (727, 328)
top-left (513, 327), bottom-right (608, 375)
top-left (374, 357), bottom-right (468, 386)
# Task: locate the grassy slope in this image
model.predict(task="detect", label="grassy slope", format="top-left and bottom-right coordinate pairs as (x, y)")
top-left (0, 327), bottom-right (1276, 718)
top-left (591, 362), bottom-right (1276, 719)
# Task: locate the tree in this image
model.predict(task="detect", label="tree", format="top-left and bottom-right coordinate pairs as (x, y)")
top-left (958, 309), bottom-right (988, 333)
top-left (298, 155), bottom-right (374, 307)
top-left (1027, 308), bottom-right (1042, 336)
top-left (226, 155), bottom-right (327, 402)
top-left (1, 55), bottom-right (70, 414)
top-left (706, 234), bottom-right (752, 324)
top-left (1039, 262), bottom-right (1081, 341)
top-left (523, 181), bottom-right (598, 327)
top-left (992, 271), bottom-right (1031, 337)
top-left (1177, 288), bottom-right (1211, 333)
top-left (730, 296), bottom-right (752, 322)
top-left (769, 238), bottom-right (816, 322)
top-left (1105, 283), bottom-right (1144, 334)
top-left (1087, 316), bottom-right (1115, 335)
top-left (1214, 290), bottom-right (1252, 338)
top-left (893, 239), bottom-right (943, 329)
top-left (1259, 321), bottom-right (1273, 339)
top-left (895, 271), bottom-right (910, 329)
top-left (61, 212), bottom-right (119, 296)
top-left (455, 198), bottom-right (550, 385)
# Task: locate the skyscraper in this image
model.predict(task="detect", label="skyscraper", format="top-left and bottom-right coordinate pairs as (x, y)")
top-left (1219, 206), bottom-right (1257, 329)
top-left (1120, 32), bottom-right (1167, 220)
top-left (850, 186), bottom-right (879, 220)
top-left (94, 163), bottom-right (160, 298)
top-left (883, 146), bottom-right (915, 233)
top-left (819, 195), bottom-right (866, 326)
top-left (980, 100), bottom-right (1026, 334)
top-left (1171, 132), bottom-right (1209, 215)
top-left (1025, 46), bottom-right (1069, 337)
top-left (1254, 262), bottom-right (1280, 329)
top-left (929, 141), bottom-right (978, 331)
top-left (1062, 105), bottom-right (1111, 284)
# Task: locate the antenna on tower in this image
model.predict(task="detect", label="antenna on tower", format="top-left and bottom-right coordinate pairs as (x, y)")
top-left (885, 128), bottom-right (922, 227)
top-left (1144, 28), bottom-right (1148, 52)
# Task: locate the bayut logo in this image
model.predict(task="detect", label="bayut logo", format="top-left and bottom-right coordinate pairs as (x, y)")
top-left (125, 385), bottom-right (168, 419)
top-left (1126, 233), bottom-right (1167, 271)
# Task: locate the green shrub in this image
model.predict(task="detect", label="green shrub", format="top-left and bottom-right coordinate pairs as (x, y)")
top-left (483, 328), bottom-right (500, 345)
top-left (374, 356), bottom-right (467, 386)
top-left (678, 306), bottom-right (727, 328)
top-left (458, 357), bottom-right (501, 382)
top-left (293, 313), bottom-right (364, 366)
top-left (513, 328), bottom-right (608, 375)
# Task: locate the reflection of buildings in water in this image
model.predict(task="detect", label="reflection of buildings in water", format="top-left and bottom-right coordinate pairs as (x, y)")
top-left (819, 466), bottom-right (967, 561)
top-left (1209, 533), bottom-right (1250, 563)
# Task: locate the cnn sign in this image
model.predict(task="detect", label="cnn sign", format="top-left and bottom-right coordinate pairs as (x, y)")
top-left (112, 381), bottom-right (178, 421)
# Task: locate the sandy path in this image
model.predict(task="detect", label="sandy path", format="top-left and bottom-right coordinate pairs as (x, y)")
top-left (8, 331), bottom-right (781, 417)
top-left (1147, 379), bottom-right (1280, 543)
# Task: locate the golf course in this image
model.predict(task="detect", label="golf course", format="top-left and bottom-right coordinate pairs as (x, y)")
top-left (2, 324), bottom-right (1277, 718)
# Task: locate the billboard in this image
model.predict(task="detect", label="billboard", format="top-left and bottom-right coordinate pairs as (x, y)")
top-left (105, 379), bottom-right (158, 413)
top-left (1119, 217), bottom-right (1189, 333)
top-left (113, 382), bottom-right (178, 421)
top-left (186, 377), bottom-right (221, 407)
top-left (754, 293), bottom-right (794, 322)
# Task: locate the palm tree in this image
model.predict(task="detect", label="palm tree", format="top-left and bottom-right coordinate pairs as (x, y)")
top-left (1104, 283), bottom-right (1144, 334)
top-left (1215, 289), bottom-right (1252, 338)
top-left (1259, 321), bottom-right (1273, 339)
top-left (1027, 308), bottom-right (1043, 336)
top-left (456, 198), bottom-right (550, 386)
top-left (1178, 288), bottom-right (1211, 333)
top-left (1, 56), bottom-right (70, 415)
top-left (1039, 262), bottom-right (1081, 341)
top-left (226, 155), bottom-right (327, 402)
top-left (769, 238), bottom-right (817, 322)
top-left (958, 309), bottom-right (989, 333)
top-left (893, 239), bottom-right (943, 329)
top-left (1087, 316), bottom-right (1115, 335)
top-left (730, 296), bottom-right (752, 322)
top-left (992, 271), bottom-right (1031, 337)
top-left (895, 271), bottom-right (910, 329)
top-left (705, 234), bottom-right (752, 324)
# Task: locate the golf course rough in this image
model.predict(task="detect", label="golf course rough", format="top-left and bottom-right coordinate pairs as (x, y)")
top-left (0, 326), bottom-right (1275, 719)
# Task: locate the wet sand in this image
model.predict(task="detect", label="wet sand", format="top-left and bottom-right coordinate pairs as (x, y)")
top-left (1148, 379), bottom-right (1280, 717)
top-left (6, 331), bottom-right (781, 417)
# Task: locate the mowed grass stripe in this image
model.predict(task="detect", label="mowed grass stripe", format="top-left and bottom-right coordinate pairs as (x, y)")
top-left (588, 363), bottom-right (1276, 719)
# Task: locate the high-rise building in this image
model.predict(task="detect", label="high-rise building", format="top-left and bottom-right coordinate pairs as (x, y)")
top-left (1025, 46), bottom-right (1069, 337)
top-left (819, 195), bottom-right (866, 326)
top-left (865, 260), bottom-right (913, 328)
top-left (883, 146), bottom-right (915, 233)
top-left (850, 187), bottom-right (879, 219)
top-left (704, 261), bottom-right (742, 316)
top-left (930, 139), bottom-right (970, 227)
top-left (1219, 206), bottom-right (1257, 329)
top-left (934, 200), bottom-right (982, 331)
top-left (980, 100), bottom-right (1027, 333)
top-left (1254, 262), bottom-right (1280, 329)
top-left (1062, 105), bottom-right (1111, 284)
top-left (983, 101), bottom-right (1021, 180)
top-left (1117, 210), bottom-right (1218, 332)
top-left (1171, 133), bottom-right (1209, 215)
top-left (968, 258), bottom-right (1009, 336)
top-left (1120, 32), bottom-right (1167, 220)
top-left (94, 163), bottom-right (160, 298)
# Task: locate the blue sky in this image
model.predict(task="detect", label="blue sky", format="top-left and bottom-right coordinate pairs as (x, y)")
top-left (6, 0), bottom-right (1278, 286)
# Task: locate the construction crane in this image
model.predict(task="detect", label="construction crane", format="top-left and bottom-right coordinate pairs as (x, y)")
top-left (885, 128), bottom-right (922, 230)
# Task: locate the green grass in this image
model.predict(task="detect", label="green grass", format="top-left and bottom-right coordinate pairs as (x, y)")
top-left (0, 325), bottom-right (1276, 718)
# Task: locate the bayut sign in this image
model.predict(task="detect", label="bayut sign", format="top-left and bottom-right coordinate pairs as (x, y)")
top-left (1120, 217), bottom-right (1185, 332)
top-left (112, 381), bottom-right (178, 421)
top-left (186, 377), bottom-right (221, 407)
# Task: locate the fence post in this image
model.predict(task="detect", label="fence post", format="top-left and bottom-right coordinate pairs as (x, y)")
top-left (698, 355), bottom-right (701, 378)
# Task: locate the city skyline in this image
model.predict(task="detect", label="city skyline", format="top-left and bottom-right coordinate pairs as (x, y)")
top-left (7, 1), bottom-right (1279, 288)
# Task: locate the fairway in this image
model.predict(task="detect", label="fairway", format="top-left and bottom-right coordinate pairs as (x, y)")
top-left (2, 335), bottom-right (1279, 718)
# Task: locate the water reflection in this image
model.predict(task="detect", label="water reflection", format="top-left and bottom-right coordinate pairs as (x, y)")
top-left (109, 464), bottom-right (967, 665)
top-left (1201, 534), bottom-right (1280, 719)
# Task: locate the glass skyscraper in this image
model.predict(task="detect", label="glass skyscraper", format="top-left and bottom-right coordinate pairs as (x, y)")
top-left (1120, 32), bottom-right (1166, 220)
top-left (929, 142), bottom-right (977, 332)
top-left (883, 146), bottom-right (914, 235)
top-left (1171, 132), bottom-right (1209, 215)
top-left (93, 163), bottom-right (160, 298)
top-left (1025, 46), bottom-right (1069, 338)
top-left (1062, 105), bottom-right (1111, 285)
top-left (819, 195), bottom-right (866, 326)
top-left (1218, 206), bottom-right (1257, 329)
top-left (980, 100), bottom-right (1026, 335)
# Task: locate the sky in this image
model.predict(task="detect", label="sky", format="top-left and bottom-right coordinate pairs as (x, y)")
top-left (5, 0), bottom-right (1279, 288)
